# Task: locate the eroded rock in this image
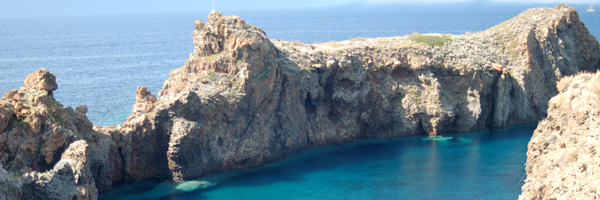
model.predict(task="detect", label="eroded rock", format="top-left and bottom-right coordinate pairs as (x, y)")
top-left (1, 5), bottom-right (599, 200)
top-left (0, 69), bottom-right (116, 199)
top-left (23, 68), bottom-right (58, 94)
top-left (519, 72), bottom-right (600, 199)
top-left (105, 6), bottom-right (600, 184)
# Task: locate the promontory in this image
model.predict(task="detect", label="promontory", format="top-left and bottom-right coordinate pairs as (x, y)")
top-left (1, 5), bottom-right (599, 199)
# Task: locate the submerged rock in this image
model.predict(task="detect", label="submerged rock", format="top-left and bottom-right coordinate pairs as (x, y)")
top-left (519, 72), bottom-right (600, 199)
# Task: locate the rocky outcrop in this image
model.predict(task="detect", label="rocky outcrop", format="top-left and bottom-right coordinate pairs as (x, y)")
top-left (0, 69), bottom-right (115, 199)
top-left (0, 165), bottom-right (22, 200)
top-left (1, 5), bottom-right (599, 199)
top-left (519, 72), bottom-right (600, 199)
top-left (1, 140), bottom-right (102, 200)
top-left (101, 5), bottom-right (600, 183)
top-left (19, 140), bottom-right (98, 200)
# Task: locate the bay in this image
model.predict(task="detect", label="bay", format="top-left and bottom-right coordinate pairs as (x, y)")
top-left (100, 125), bottom-right (535, 200)
top-left (1, 3), bottom-right (597, 199)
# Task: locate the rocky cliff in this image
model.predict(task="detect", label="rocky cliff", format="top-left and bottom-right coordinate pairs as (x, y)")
top-left (519, 72), bottom-right (600, 199)
top-left (0, 69), bottom-right (115, 199)
top-left (107, 6), bottom-right (599, 182)
top-left (1, 5), bottom-right (599, 199)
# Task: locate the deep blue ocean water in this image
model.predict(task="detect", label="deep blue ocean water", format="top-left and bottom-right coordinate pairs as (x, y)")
top-left (1, 3), bottom-right (598, 199)
top-left (1, 3), bottom-right (597, 126)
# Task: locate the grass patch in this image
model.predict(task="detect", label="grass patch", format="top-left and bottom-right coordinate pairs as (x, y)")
top-left (206, 52), bottom-right (225, 60)
top-left (207, 71), bottom-right (217, 82)
top-left (256, 27), bottom-right (266, 36)
top-left (8, 120), bottom-right (27, 130)
top-left (409, 33), bottom-right (452, 47)
top-left (9, 120), bottom-right (21, 128)
top-left (408, 88), bottom-right (422, 104)
top-left (569, 151), bottom-right (578, 162)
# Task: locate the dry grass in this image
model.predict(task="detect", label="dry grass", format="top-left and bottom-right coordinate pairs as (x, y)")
top-left (557, 74), bottom-right (576, 92)
top-left (586, 71), bottom-right (600, 101)
top-left (350, 37), bottom-right (366, 42)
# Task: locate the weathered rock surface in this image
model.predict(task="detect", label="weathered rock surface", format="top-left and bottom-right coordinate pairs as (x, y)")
top-left (519, 72), bottom-right (600, 199)
top-left (19, 140), bottom-right (98, 200)
top-left (0, 165), bottom-right (22, 200)
top-left (0, 69), bottom-right (114, 199)
top-left (103, 5), bottom-right (600, 183)
top-left (1, 5), bottom-right (599, 199)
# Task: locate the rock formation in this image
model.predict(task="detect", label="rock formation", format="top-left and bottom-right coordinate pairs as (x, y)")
top-left (1, 5), bottom-right (599, 199)
top-left (519, 72), bottom-right (600, 199)
top-left (107, 6), bottom-right (598, 182)
top-left (0, 69), bottom-right (115, 199)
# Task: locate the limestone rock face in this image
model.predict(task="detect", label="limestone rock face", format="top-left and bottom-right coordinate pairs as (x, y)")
top-left (519, 72), bottom-right (600, 200)
top-left (102, 6), bottom-right (600, 184)
top-left (0, 69), bottom-right (115, 199)
top-left (112, 10), bottom-right (283, 181)
top-left (0, 165), bottom-right (22, 200)
top-left (23, 69), bottom-right (58, 94)
top-left (2, 5), bottom-right (600, 199)
top-left (20, 141), bottom-right (98, 200)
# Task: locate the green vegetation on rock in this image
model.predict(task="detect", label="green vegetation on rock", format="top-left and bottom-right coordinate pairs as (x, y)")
top-left (409, 33), bottom-right (452, 47)
top-left (207, 71), bottom-right (217, 81)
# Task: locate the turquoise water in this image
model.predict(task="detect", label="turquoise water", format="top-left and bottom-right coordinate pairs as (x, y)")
top-left (100, 124), bottom-right (535, 200)
top-left (2, 3), bottom-right (592, 199)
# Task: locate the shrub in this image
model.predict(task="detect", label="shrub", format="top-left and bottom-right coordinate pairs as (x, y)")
top-left (207, 71), bottom-right (217, 81)
top-left (9, 120), bottom-right (20, 128)
top-left (410, 34), bottom-right (453, 47)
top-left (256, 27), bottom-right (266, 36)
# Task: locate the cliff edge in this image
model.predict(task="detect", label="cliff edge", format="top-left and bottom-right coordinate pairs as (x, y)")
top-left (1, 5), bottom-right (600, 199)
top-left (519, 71), bottom-right (600, 199)
top-left (106, 6), bottom-right (599, 182)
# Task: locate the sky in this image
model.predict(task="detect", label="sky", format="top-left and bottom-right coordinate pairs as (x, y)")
top-left (0, 0), bottom-right (595, 18)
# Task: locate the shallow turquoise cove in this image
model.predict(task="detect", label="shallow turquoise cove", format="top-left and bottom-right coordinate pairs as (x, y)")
top-left (101, 124), bottom-right (535, 200)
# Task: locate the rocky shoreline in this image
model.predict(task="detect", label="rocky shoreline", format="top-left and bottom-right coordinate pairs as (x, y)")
top-left (1, 5), bottom-right (599, 199)
top-left (519, 71), bottom-right (600, 199)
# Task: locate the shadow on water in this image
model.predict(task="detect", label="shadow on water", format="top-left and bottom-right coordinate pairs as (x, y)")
top-left (100, 124), bottom-right (536, 200)
top-left (155, 141), bottom-right (418, 199)
top-left (218, 140), bottom-right (412, 185)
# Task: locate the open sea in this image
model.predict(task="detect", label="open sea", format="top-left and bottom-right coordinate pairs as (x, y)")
top-left (1, 2), bottom-right (598, 199)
